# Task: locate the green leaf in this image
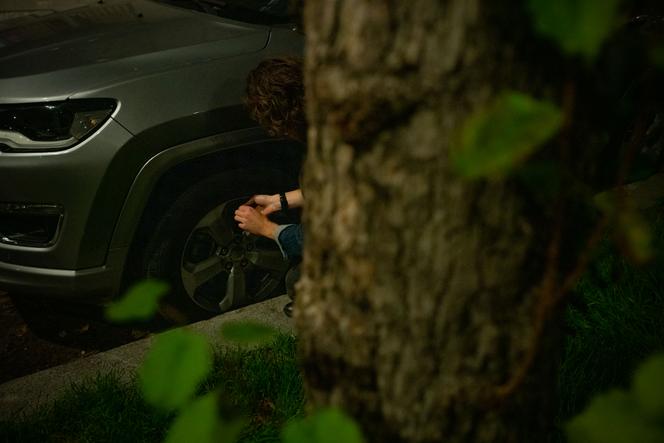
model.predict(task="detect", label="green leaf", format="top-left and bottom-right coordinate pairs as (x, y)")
top-left (282, 408), bottom-right (365, 443)
top-left (217, 419), bottom-right (247, 443)
top-left (527, 0), bottom-right (621, 60)
top-left (165, 393), bottom-right (219, 443)
top-left (139, 329), bottom-right (213, 411)
top-left (219, 321), bottom-right (279, 347)
top-left (105, 279), bottom-right (169, 322)
top-left (633, 353), bottom-right (664, 420)
top-left (617, 211), bottom-right (653, 263)
top-left (594, 193), bottom-right (653, 263)
top-left (453, 91), bottom-right (563, 179)
top-left (165, 392), bottom-right (246, 443)
top-left (593, 191), bottom-right (616, 214)
top-left (566, 390), bottom-right (664, 443)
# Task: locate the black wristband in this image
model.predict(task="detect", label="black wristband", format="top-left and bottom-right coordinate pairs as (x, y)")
top-left (279, 192), bottom-right (289, 211)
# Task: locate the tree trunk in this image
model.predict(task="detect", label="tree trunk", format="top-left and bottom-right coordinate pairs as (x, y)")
top-left (297, 1), bottom-right (564, 441)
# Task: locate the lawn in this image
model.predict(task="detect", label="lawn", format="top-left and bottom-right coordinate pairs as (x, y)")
top-left (558, 204), bottom-right (664, 422)
top-left (0, 335), bottom-right (304, 443)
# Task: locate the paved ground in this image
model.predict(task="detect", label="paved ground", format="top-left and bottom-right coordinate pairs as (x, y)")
top-left (0, 295), bottom-right (293, 420)
top-left (0, 291), bottom-right (147, 385)
top-left (0, 0), bottom-right (94, 21)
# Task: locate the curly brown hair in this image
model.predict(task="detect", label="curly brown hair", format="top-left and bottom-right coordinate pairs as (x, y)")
top-left (245, 56), bottom-right (306, 141)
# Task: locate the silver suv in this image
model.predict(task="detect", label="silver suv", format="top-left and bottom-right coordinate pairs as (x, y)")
top-left (0, 0), bottom-right (303, 321)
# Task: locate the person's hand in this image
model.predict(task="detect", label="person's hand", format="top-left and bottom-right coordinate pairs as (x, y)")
top-left (234, 205), bottom-right (277, 239)
top-left (245, 194), bottom-right (281, 215)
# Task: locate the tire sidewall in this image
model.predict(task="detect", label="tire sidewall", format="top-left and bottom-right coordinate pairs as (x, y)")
top-left (140, 168), bottom-right (292, 323)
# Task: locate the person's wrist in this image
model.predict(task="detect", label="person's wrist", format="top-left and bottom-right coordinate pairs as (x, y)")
top-left (261, 220), bottom-right (278, 240)
top-left (279, 192), bottom-right (289, 211)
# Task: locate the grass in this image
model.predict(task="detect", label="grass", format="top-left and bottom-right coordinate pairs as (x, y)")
top-left (0, 334), bottom-right (304, 443)
top-left (203, 335), bottom-right (305, 442)
top-left (558, 205), bottom-right (664, 423)
top-left (0, 372), bottom-right (166, 443)
top-left (558, 252), bottom-right (664, 418)
top-left (1, 206), bottom-right (662, 443)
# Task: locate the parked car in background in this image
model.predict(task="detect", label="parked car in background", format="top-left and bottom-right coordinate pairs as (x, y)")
top-left (0, 0), bottom-right (304, 321)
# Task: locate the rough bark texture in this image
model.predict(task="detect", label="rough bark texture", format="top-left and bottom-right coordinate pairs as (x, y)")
top-left (297, 1), bottom-right (564, 441)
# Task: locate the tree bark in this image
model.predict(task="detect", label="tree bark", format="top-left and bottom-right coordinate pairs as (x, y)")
top-left (297, 1), bottom-right (564, 441)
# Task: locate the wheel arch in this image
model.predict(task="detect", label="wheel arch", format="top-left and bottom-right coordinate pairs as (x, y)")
top-left (111, 130), bottom-right (303, 292)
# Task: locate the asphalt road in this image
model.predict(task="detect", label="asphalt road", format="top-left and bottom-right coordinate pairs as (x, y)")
top-left (0, 291), bottom-right (148, 384)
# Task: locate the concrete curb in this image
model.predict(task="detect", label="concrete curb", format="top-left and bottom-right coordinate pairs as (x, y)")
top-left (0, 295), bottom-right (293, 420)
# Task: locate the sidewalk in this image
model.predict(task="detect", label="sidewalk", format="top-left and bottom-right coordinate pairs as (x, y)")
top-left (0, 295), bottom-right (293, 420)
top-left (0, 0), bottom-right (93, 21)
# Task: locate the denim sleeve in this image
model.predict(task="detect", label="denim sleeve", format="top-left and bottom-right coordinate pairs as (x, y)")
top-left (274, 224), bottom-right (303, 260)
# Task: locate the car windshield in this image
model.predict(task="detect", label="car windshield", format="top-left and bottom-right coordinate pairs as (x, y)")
top-left (154, 0), bottom-right (291, 25)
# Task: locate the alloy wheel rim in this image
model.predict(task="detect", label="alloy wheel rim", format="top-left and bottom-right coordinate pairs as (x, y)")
top-left (180, 198), bottom-right (288, 313)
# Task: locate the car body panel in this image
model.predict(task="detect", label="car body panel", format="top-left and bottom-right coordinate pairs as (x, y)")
top-left (76, 104), bottom-right (257, 268)
top-left (0, 118), bottom-right (133, 269)
top-left (0, 0), bottom-right (270, 102)
top-left (72, 50), bottom-right (269, 134)
top-left (0, 1), bottom-right (303, 298)
top-left (108, 127), bottom-right (270, 251)
top-left (0, 249), bottom-right (126, 299)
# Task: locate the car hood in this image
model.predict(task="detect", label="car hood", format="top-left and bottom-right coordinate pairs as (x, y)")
top-left (0, 0), bottom-right (269, 102)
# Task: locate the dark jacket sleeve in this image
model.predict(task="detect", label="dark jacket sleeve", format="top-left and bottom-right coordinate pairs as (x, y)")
top-left (275, 224), bottom-right (304, 259)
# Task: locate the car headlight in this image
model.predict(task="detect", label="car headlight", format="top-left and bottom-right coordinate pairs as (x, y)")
top-left (0, 99), bottom-right (116, 152)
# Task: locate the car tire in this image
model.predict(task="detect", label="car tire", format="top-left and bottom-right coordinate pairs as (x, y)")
top-left (137, 168), bottom-right (294, 324)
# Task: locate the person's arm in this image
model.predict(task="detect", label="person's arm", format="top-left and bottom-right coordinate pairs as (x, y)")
top-left (283, 189), bottom-right (304, 209)
top-left (274, 224), bottom-right (303, 259)
top-left (234, 206), bottom-right (303, 259)
top-left (246, 189), bottom-right (304, 215)
top-left (234, 205), bottom-right (278, 239)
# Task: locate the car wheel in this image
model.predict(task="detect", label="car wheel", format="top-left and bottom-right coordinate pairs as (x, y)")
top-left (139, 169), bottom-right (292, 323)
